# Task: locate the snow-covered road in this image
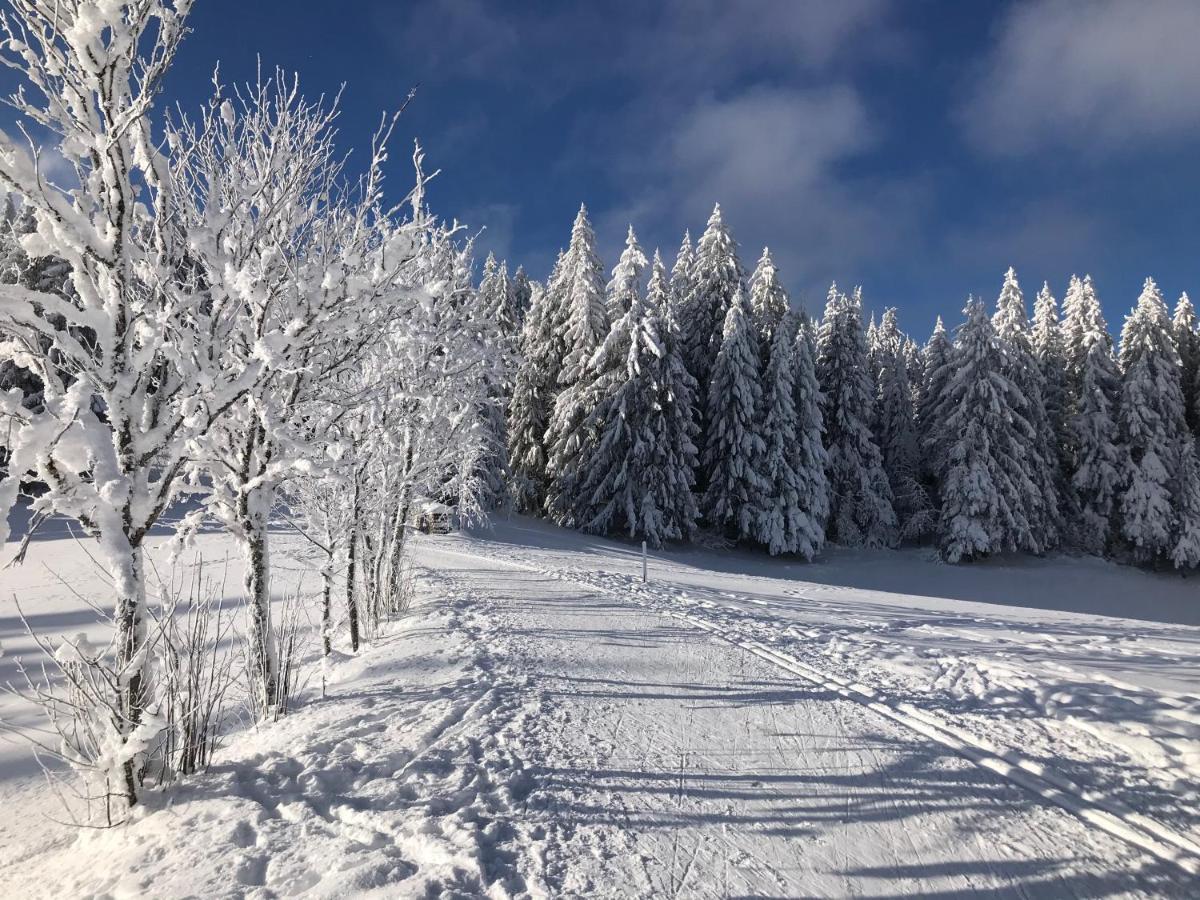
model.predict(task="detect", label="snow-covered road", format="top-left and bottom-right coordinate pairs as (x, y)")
top-left (1, 520), bottom-right (1197, 897)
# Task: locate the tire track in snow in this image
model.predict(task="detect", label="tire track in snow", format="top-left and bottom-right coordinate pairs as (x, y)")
top-left (427, 542), bottom-right (1200, 878)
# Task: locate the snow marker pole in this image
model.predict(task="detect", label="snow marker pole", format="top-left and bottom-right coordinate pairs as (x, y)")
top-left (642, 541), bottom-right (647, 583)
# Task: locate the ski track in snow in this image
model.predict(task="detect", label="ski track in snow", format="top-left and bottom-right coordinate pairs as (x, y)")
top-left (1, 521), bottom-right (1197, 897)
top-left (428, 526), bottom-right (1200, 886)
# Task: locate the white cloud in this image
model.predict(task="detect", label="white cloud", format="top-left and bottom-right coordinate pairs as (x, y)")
top-left (593, 85), bottom-right (928, 309)
top-left (623, 0), bottom-right (899, 85)
top-left (962, 0), bottom-right (1200, 155)
top-left (383, 0), bottom-right (911, 297)
top-left (668, 87), bottom-right (872, 210)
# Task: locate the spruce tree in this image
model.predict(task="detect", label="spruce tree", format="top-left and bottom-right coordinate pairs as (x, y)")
top-left (865, 312), bottom-right (881, 396)
top-left (1172, 292), bottom-right (1200, 436)
top-left (508, 283), bottom-right (554, 512)
top-left (606, 225), bottom-right (648, 322)
top-left (1170, 445), bottom-right (1200, 568)
top-left (540, 250), bottom-right (572, 384)
top-left (1032, 283), bottom-right (1070, 458)
top-left (791, 312), bottom-right (831, 558)
top-left (816, 285), bottom-right (898, 548)
top-left (668, 230), bottom-right (696, 328)
top-left (655, 251), bottom-right (704, 537)
top-left (873, 309), bottom-right (931, 538)
top-left (992, 267), bottom-right (1060, 550)
top-left (702, 285), bottom-right (765, 539)
top-left (1117, 278), bottom-right (1198, 565)
top-left (468, 274), bottom-right (513, 513)
top-left (1071, 326), bottom-right (1124, 556)
top-left (579, 253), bottom-right (699, 546)
top-left (1031, 280), bottom-right (1078, 539)
top-left (751, 311), bottom-right (827, 556)
top-left (545, 204), bottom-right (609, 525)
top-left (936, 298), bottom-right (1040, 562)
top-left (903, 337), bottom-right (924, 407)
top-left (681, 203), bottom-right (747, 393)
top-left (1061, 274), bottom-right (1087, 391)
top-left (512, 265), bottom-right (533, 326)
top-left (478, 252), bottom-right (520, 342)
top-left (918, 316), bottom-right (953, 484)
top-left (748, 247), bottom-right (789, 352)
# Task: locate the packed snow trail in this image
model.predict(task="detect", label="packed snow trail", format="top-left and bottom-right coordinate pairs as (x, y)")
top-left (440, 518), bottom-right (1200, 871)
top-left (428, 540), bottom-right (1200, 878)
top-left (419, 542), bottom-right (1187, 897)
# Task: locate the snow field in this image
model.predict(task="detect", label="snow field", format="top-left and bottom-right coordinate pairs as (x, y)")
top-left (2, 521), bottom-right (1198, 896)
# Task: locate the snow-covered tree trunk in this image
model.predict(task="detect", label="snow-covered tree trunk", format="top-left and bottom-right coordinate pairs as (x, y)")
top-left (0, 0), bottom-right (264, 806)
top-left (237, 461), bottom-right (279, 711)
top-left (346, 469), bottom-right (364, 653)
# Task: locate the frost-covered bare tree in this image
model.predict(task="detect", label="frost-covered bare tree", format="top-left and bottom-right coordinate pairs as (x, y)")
top-left (283, 219), bottom-right (500, 652)
top-left (0, 0), bottom-right (271, 805)
top-left (169, 73), bottom-right (427, 714)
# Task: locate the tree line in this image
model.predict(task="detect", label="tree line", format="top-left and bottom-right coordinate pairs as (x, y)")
top-left (495, 204), bottom-right (1200, 570)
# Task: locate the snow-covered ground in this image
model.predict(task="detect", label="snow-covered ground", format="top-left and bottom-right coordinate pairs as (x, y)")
top-left (1, 517), bottom-right (1198, 896)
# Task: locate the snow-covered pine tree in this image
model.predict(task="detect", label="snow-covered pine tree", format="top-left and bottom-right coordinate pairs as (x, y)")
top-left (1061, 274), bottom-right (1087, 390)
top-left (545, 205), bottom-right (608, 524)
top-left (512, 265), bottom-right (533, 327)
top-left (578, 252), bottom-right (699, 546)
top-left (1117, 278), bottom-right (1200, 566)
top-left (606, 225), bottom-right (648, 322)
top-left (751, 311), bottom-right (825, 556)
top-left (478, 252), bottom-right (521, 343)
top-left (509, 250), bottom-right (572, 513)
top-left (508, 282), bottom-right (554, 512)
top-left (702, 285), bottom-right (765, 539)
top-left (791, 311), bottom-right (831, 558)
top-left (816, 286), bottom-right (898, 548)
top-left (540, 250), bottom-right (571, 383)
top-left (668, 230), bottom-right (696, 328)
top-left (477, 251), bottom-right (500, 313)
top-left (1071, 313), bottom-right (1124, 556)
top-left (468, 254), bottom-right (514, 512)
top-left (748, 247), bottom-right (789, 353)
top-left (1031, 280), bottom-right (1080, 539)
top-left (936, 298), bottom-right (1040, 562)
top-left (872, 309), bottom-right (932, 538)
top-left (680, 204), bottom-right (747, 394)
top-left (903, 336), bottom-right (924, 407)
top-left (865, 312), bottom-right (881, 396)
top-left (1172, 292), bottom-right (1200, 436)
top-left (1032, 282), bottom-right (1070, 457)
top-left (1171, 444), bottom-right (1200, 568)
top-left (917, 316), bottom-right (953, 483)
top-left (654, 252), bottom-right (704, 539)
top-left (992, 268), bottom-right (1060, 551)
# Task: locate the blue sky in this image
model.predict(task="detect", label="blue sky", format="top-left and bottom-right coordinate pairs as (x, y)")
top-left (14, 0), bottom-right (1200, 336)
